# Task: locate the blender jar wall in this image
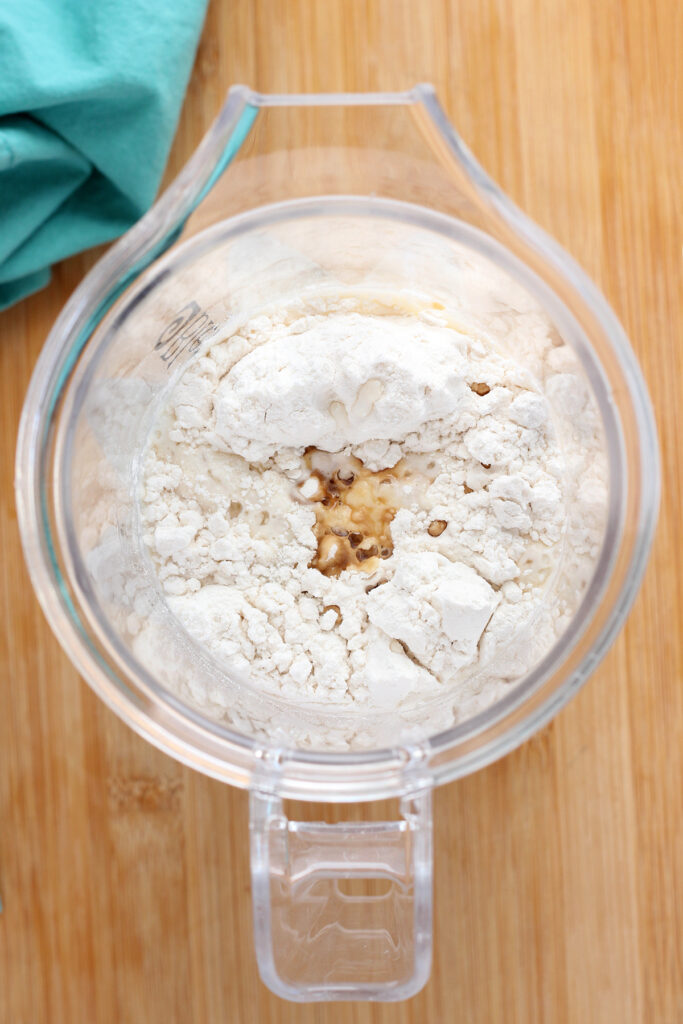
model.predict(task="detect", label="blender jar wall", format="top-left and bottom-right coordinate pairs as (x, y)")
top-left (16, 85), bottom-right (658, 795)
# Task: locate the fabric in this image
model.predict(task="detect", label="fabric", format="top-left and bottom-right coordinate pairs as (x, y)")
top-left (0, 0), bottom-right (208, 309)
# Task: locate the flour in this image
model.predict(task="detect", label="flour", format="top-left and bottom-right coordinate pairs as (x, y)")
top-left (138, 289), bottom-right (606, 722)
top-left (213, 311), bottom-right (472, 467)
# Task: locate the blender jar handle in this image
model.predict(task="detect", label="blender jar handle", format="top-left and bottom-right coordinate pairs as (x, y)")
top-left (249, 788), bottom-right (433, 1002)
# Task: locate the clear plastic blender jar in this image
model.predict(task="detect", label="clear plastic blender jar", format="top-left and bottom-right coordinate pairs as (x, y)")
top-left (15, 86), bottom-right (659, 1002)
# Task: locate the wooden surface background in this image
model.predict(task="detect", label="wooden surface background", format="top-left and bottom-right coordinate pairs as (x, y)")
top-left (1, 1), bottom-right (681, 1021)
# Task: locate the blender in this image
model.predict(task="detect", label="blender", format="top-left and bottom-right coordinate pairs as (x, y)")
top-left (15, 86), bottom-right (659, 1001)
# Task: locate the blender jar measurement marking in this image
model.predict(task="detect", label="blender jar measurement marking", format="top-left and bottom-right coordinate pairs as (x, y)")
top-left (154, 302), bottom-right (218, 369)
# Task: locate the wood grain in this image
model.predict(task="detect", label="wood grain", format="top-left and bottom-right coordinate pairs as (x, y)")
top-left (1, 1), bottom-right (681, 1021)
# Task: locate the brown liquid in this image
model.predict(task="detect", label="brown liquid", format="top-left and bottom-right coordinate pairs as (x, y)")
top-left (299, 451), bottom-right (404, 577)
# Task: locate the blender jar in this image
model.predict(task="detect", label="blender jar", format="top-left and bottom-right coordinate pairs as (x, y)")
top-left (15, 86), bottom-right (659, 1002)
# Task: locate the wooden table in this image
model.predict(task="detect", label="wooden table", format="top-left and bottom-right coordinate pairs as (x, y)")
top-left (1, 1), bottom-right (680, 1021)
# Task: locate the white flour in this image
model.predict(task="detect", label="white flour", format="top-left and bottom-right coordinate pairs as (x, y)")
top-left (138, 289), bottom-right (607, 721)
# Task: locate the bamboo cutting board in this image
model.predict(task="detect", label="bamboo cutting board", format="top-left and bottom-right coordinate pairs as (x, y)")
top-left (1, 1), bottom-right (681, 1021)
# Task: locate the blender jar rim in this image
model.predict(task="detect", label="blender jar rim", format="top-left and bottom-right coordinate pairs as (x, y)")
top-left (14, 88), bottom-right (660, 800)
top-left (54, 197), bottom-right (625, 763)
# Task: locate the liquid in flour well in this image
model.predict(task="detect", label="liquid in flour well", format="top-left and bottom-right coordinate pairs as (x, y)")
top-left (298, 450), bottom-right (438, 577)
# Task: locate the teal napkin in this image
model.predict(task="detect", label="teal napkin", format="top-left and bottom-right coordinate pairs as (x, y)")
top-left (0, 0), bottom-right (208, 309)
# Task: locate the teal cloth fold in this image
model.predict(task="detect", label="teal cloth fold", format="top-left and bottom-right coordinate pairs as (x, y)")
top-left (0, 0), bottom-right (208, 309)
